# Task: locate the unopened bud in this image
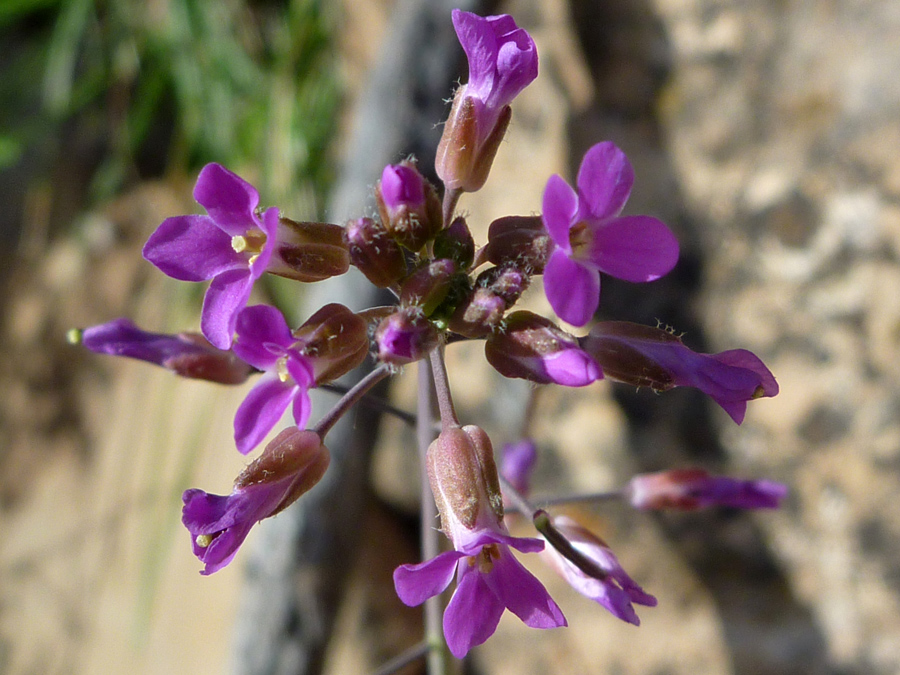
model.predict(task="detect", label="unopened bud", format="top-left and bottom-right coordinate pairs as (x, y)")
top-left (485, 215), bottom-right (552, 272)
top-left (427, 425), bottom-right (504, 543)
top-left (375, 308), bottom-right (439, 365)
top-left (234, 428), bottom-right (330, 517)
top-left (485, 311), bottom-right (601, 387)
top-left (399, 259), bottom-right (456, 316)
top-left (80, 318), bottom-right (252, 385)
top-left (343, 217), bottom-right (407, 288)
top-left (448, 288), bottom-right (507, 338)
top-left (435, 91), bottom-right (512, 193)
top-left (267, 217), bottom-right (350, 282)
top-left (376, 161), bottom-right (443, 251)
top-left (292, 303), bottom-right (369, 383)
top-left (433, 216), bottom-right (475, 269)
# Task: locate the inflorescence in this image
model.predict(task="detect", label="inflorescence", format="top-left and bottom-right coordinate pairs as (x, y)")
top-left (73, 8), bottom-right (784, 662)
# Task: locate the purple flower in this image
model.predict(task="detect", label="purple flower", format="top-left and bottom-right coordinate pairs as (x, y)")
top-left (580, 321), bottom-right (778, 424)
top-left (78, 318), bottom-right (252, 384)
top-left (542, 142), bottom-right (680, 326)
top-left (627, 469), bottom-right (788, 511)
top-left (183, 428), bottom-right (329, 574)
top-left (143, 163), bottom-right (279, 349)
top-left (453, 9), bottom-right (538, 139)
top-left (485, 311), bottom-right (602, 387)
top-left (231, 303), bottom-right (369, 454)
top-left (231, 305), bottom-right (315, 454)
top-left (501, 439), bottom-right (538, 496)
top-left (436, 11), bottom-right (538, 192)
top-left (394, 425), bottom-right (565, 658)
top-left (542, 516), bottom-right (657, 625)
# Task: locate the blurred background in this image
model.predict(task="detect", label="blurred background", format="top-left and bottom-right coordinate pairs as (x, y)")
top-left (2, 0), bottom-right (900, 673)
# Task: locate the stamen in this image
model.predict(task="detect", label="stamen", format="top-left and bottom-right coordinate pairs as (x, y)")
top-left (232, 235), bottom-right (249, 253)
top-left (276, 357), bottom-right (291, 383)
top-left (195, 534), bottom-right (214, 548)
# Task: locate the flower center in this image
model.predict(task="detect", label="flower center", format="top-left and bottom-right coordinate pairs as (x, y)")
top-left (232, 228), bottom-right (268, 265)
top-left (276, 356), bottom-right (292, 383)
top-left (569, 221), bottom-right (592, 258)
top-left (468, 543), bottom-right (501, 574)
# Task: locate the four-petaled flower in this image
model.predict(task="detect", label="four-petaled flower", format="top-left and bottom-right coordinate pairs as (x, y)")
top-left (143, 163), bottom-right (279, 349)
top-left (542, 142), bottom-right (680, 326)
top-left (394, 425), bottom-right (565, 658)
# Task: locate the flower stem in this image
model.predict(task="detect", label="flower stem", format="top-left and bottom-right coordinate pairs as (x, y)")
top-left (418, 360), bottom-right (447, 675)
top-left (429, 346), bottom-right (459, 431)
top-left (534, 489), bottom-right (626, 507)
top-left (498, 473), bottom-right (610, 582)
top-left (313, 364), bottom-right (392, 439)
top-left (370, 640), bottom-right (429, 675)
top-left (442, 187), bottom-right (462, 226)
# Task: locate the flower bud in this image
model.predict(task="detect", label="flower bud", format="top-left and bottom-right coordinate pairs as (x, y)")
top-left (292, 303), bottom-right (369, 383)
top-left (268, 217), bottom-right (350, 282)
top-left (580, 322), bottom-right (779, 424)
top-left (485, 311), bottom-right (602, 387)
top-left (436, 93), bottom-right (512, 193)
top-left (375, 308), bottom-right (439, 365)
top-left (376, 161), bottom-right (443, 251)
top-left (433, 216), bottom-right (475, 270)
top-left (427, 425), bottom-right (504, 542)
top-left (343, 217), bottom-right (407, 288)
top-left (448, 288), bottom-right (507, 338)
top-left (78, 318), bottom-right (252, 384)
top-left (234, 428), bottom-right (330, 513)
top-left (485, 215), bottom-right (553, 272)
top-left (627, 469), bottom-right (788, 511)
top-left (399, 259), bottom-right (457, 316)
top-left (476, 264), bottom-right (530, 305)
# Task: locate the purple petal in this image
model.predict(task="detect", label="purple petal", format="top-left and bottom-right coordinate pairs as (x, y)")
top-left (501, 440), bottom-right (538, 497)
top-left (250, 207), bottom-right (280, 275)
top-left (576, 142), bottom-right (634, 220)
top-left (586, 215), bottom-right (679, 282)
top-left (544, 248), bottom-right (600, 327)
top-left (142, 215), bottom-right (244, 282)
top-left (541, 174), bottom-right (578, 249)
top-left (233, 374), bottom-right (297, 455)
top-left (193, 163), bottom-right (261, 237)
top-left (393, 550), bottom-right (465, 606)
top-left (290, 385), bottom-right (312, 430)
top-left (201, 268), bottom-right (254, 350)
top-left (713, 349), bottom-right (779, 397)
top-left (443, 566), bottom-right (505, 659)
top-left (81, 318), bottom-right (185, 366)
top-left (540, 348), bottom-right (603, 387)
top-left (233, 305), bottom-right (295, 369)
top-left (485, 548), bottom-right (567, 629)
top-left (698, 477), bottom-right (788, 509)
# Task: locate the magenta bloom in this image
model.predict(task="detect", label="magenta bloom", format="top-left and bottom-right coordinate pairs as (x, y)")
top-left (453, 9), bottom-right (538, 140)
top-left (395, 425), bottom-right (565, 658)
top-left (542, 142), bottom-right (679, 326)
top-left (394, 526), bottom-right (564, 658)
top-left (143, 163), bottom-right (279, 349)
top-left (581, 322), bottom-right (778, 424)
top-left (436, 10), bottom-right (538, 192)
top-left (542, 516), bottom-right (657, 625)
top-left (627, 469), bottom-right (788, 511)
top-left (183, 429), bottom-right (329, 574)
top-left (231, 305), bottom-right (316, 454)
top-left (79, 318), bottom-right (251, 384)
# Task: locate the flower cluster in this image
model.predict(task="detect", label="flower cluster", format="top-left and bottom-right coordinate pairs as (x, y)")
top-left (75, 7), bottom-right (785, 664)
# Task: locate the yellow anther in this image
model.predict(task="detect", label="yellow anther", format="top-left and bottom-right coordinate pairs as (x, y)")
top-left (277, 358), bottom-right (291, 383)
top-left (66, 328), bottom-right (83, 345)
top-left (195, 534), bottom-right (214, 548)
top-left (232, 235), bottom-right (249, 253)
